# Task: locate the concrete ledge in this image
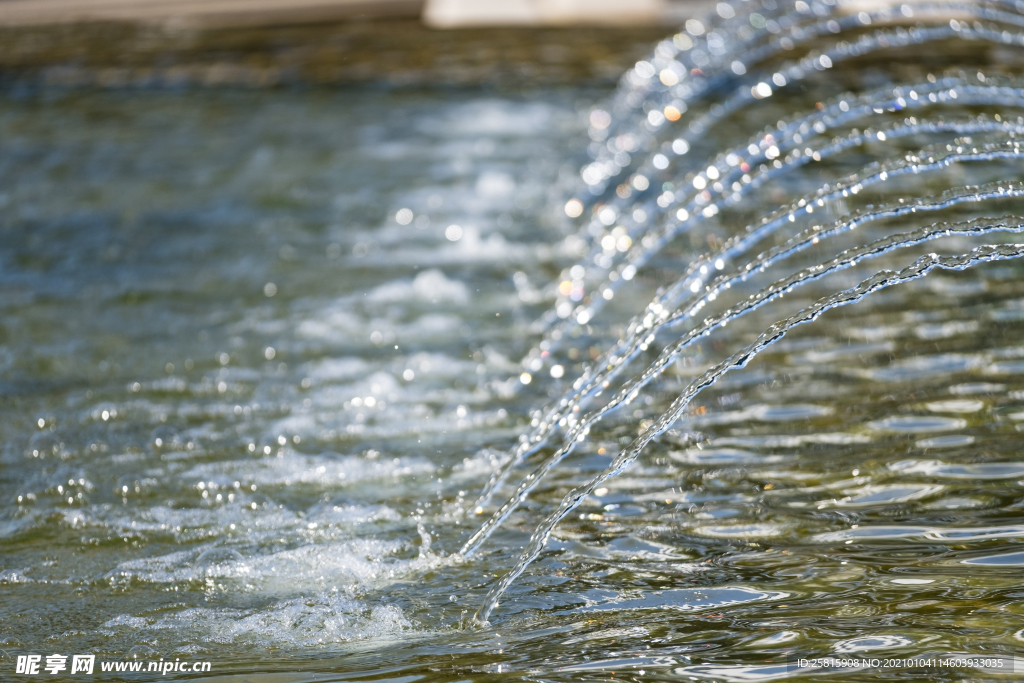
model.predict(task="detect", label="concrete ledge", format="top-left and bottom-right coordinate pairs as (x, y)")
top-left (0, 0), bottom-right (710, 28)
top-left (0, 0), bottom-right (423, 28)
top-left (423, 0), bottom-right (670, 28)
top-left (0, 18), bottom-right (677, 88)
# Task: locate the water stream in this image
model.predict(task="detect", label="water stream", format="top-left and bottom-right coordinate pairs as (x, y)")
top-left (5, 0), bottom-right (1024, 680)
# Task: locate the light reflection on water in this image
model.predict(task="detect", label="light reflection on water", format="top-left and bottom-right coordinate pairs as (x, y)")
top-left (5, 3), bottom-right (1024, 680)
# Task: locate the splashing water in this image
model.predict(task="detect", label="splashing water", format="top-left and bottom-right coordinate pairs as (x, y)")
top-left (9, 0), bottom-right (1024, 678)
top-left (458, 0), bottom-right (1024, 633)
top-left (477, 241), bottom-right (1024, 623)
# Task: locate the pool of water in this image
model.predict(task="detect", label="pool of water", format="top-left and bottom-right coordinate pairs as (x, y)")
top-left (4, 2), bottom-right (1024, 681)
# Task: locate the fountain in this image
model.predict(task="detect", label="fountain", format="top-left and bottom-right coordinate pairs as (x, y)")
top-left (459, 0), bottom-right (1024, 640)
top-left (4, 1), bottom-right (1024, 678)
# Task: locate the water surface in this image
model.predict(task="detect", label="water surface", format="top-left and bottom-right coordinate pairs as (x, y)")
top-left (5, 3), bottom-right (1024, 681)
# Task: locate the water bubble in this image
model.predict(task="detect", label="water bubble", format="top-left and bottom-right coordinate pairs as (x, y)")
top-left (0, 570), bottom-right (29, 584)
top-left (126, 645), bottom-right (158, 660)
top-left (115, 474), bottom-right (145, 498)
top-left (634, 61), bottom-right (655, 79)
top-left (194, 548), bottom-right (244, 571)
top-left (150, 426), bottom-right (180, 450)
top-left (28, 431), bottom-right (61, 459)
top-left (589, 110), bottom-right (611, 130)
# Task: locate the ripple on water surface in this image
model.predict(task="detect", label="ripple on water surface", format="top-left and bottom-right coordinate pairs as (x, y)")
top-left (8, 1), bottom-right (1024, 678)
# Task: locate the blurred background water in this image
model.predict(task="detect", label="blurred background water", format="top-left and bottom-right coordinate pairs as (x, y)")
top-left (4, 1), bottom-right (1024, 681)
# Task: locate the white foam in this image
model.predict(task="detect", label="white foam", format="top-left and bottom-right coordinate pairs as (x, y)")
top-left (102, 592), bottom-right (415, 648)
top-left (295, 308), bottom-right (363, 340)
top-left (184, 452), bottom-right (434, 488)
top-left (107, 537), bottom-right (430, 593)
top-left (304, 358), bottom-right (372, 382)
top-left (368, 269), bottom-right (469, 305)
